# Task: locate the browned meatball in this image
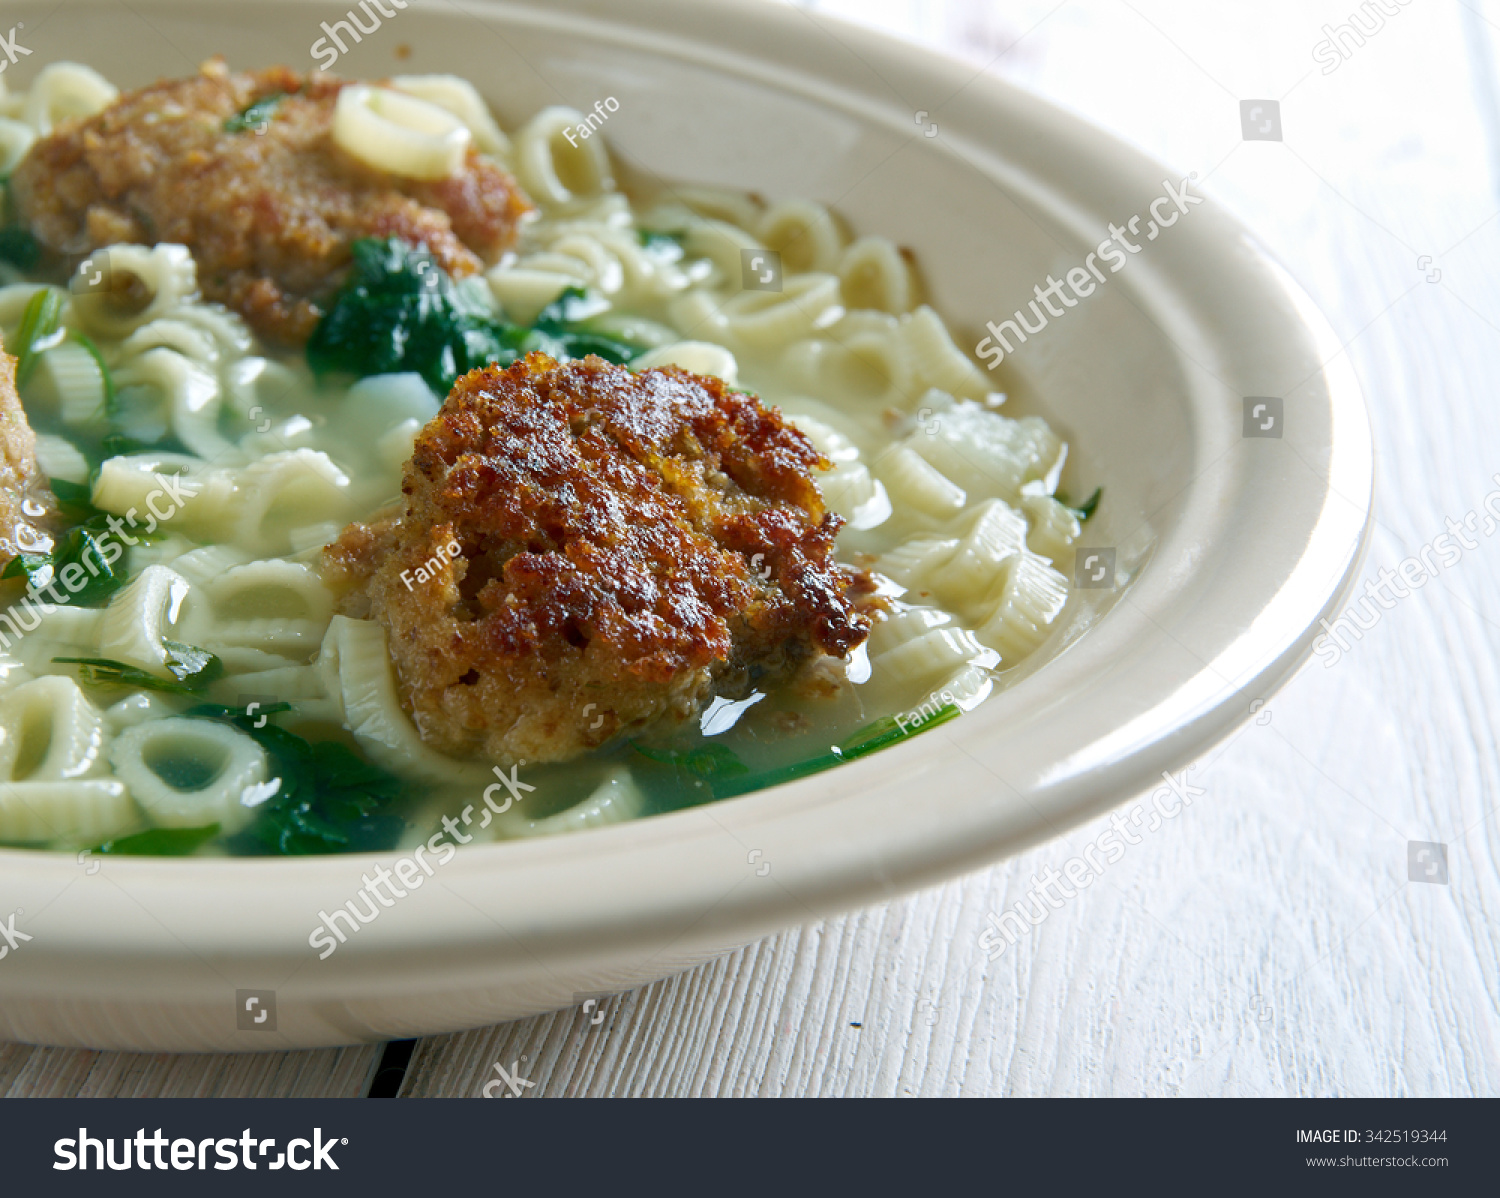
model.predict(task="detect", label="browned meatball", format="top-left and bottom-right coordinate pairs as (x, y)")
top-left (0, 350), bottom-right (54, 571)
top-left (325, 353), bottom-right (872, 766)
top-left (9, 59), bottom-right (531, 346)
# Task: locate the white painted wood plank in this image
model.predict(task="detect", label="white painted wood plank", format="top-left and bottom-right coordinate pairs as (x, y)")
top-left (0, 1041), bottom-right (381, 1098)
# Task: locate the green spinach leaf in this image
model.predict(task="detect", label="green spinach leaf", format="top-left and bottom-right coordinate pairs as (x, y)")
top-left (307, 237), bottom-right (538, 393)
top-left (629, 740), bottom-right (749, 780)
top-left (704, 704), bottom-right (963, 800)
top-left (0, 227), bottom-right (40, 270)
top-left (533, 286), bottom-right (647, 365)
top-left (307, 243), bottom-right (652, 392)
top-left (185, 703), bottom-right (407, 855)
top-left (1, 476), bottom-right (146, 607)
top-left (96, 824), bottom-right (221, 856)
top-left (4, 524), bottom-right (127, 606)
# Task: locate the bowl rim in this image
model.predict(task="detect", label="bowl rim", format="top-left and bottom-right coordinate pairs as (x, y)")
top-left (0, 0), bottom-right (1373, 996)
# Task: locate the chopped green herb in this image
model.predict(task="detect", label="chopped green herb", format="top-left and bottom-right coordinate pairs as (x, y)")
top-left (1056, 486), bottom-right (1102, 522)
top-left (637, 228), bottom-right (686, 253)
top-left (708, 752), bottom-right (843, 799)
top-left (224, 93), bottom-right (287, 134)
top-left (555, 331), bottom-right (643, 364)
top-left (68, 330), bottom-right (117, 416)
top-left (3, 515), bottom-right (128, 606)
top-left (0, 227), bottom-right (40, 270)
top-left (630, 741), bottom-right (750, 780)
top-left (533, 287), bottom-right (612, 329)
top-left (837, 704), bottom-right (961, 761)
top-left (98, 432), bottom-right (158, 462)
top-left (185, 703), bottom-right (407, 855)
top-left (48, 477), bottom-right (97, 520)
top-left (4, 472), bottom-right (162, 604)
top-left (10, 286), bottom-right (64, 388)
top-left (533, 286), bottom-right (648, 365)
top-left (96, 824), bottom-right (221, 856)
top-left (55, 641), bottom-right (224, 694)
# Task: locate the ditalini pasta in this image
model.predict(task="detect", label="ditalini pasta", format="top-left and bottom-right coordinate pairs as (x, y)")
top-left (511, 106), bottom-right (615, 208)
top-left (757, 199), bottom-right (848, 275)
top-left (332, 85), bottom-right (473, 179)
top-left (838, 236), bottom-right (918, 314)
top-left (19, 62), bottom-right (118, 137)
top-left (390, 74), bottom-right (511, 158)
top-left (0, 64), bottom-right (1094, 857)
top-left (109, 716), bottom-right (268, 832)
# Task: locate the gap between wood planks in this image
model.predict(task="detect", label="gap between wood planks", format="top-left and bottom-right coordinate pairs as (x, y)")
top-left (367, 1040), bottom-right (418, 1097)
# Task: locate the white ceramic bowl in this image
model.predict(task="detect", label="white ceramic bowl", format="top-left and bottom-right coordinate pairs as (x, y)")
top-left (0, 0), bottom-right (1371, 1050)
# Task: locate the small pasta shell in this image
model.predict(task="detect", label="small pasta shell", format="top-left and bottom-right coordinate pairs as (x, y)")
top-left (875, 626), bottom-right (989, 689)
top-left (0, 117), bottom-right (34, 175)
top-left (488, 266), bottom-right (584, 325)
top-left (718, 273), bottom-right (842, 349)
top-left (109, 717), bottom-right (268, 833)
top-left (21, 62), bottom-right (118, 136)
top-left (974, 554), bottom-right (1070, 666)
top-left (334, 85), bottom-right (472, 179)
top-left (512, 106), bottom-right (614, 207)
top-left (929, 499), bottom-right (1031, 609)
top-left (71, 244), bottom-right (198, 340)
top-left (33, 433), bottom-right (92, 485)
top-left (495, 768), bottom-right (644, 839)
top-left (632, 341), bottom-right (739, 384)
top-left (875, 536), bottom-right (960, 591)
top-left (901, 305), bottom-right (990, 401)
top-left (391, 73), bottom-right (510, 157)
top-left (838, 236), bottom-right (917, 314)
top-left (0, 676), bottom-right (110, 783)
top-left (329, 616), bottom-right (491, 785)
top-left (758, 199), bottom-right (847, 274)
top-left (875, 444), bottom-right (967, 518)
top-left (1021, 492), bottom-right (1083, 564)
top-left (95, 565), bottom-right (192, 680)
top-left (0, 780), bottom-right (139, 845)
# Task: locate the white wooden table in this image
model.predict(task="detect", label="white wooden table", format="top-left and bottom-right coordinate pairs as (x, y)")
top-left (5, 0), bottom-right (1498, 1097)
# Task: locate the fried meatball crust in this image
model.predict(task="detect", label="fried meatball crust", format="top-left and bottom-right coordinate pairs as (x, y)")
top-left (0, 350), bottom-right (55, 571)
top-left (9, 58), bottom-right (531, 346)
top-left (325, 353), bottom-right (872, 766)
